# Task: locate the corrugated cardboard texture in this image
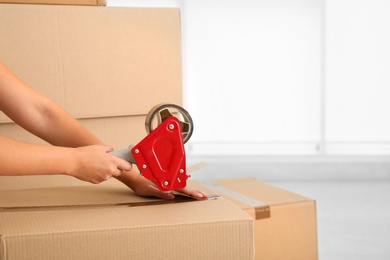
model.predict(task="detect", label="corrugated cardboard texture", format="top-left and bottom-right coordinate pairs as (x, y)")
top-left (0, 0), bottom-right (106, 5)
top-left (0, 4), bottom-right (182, 123)
top-left (0, 5), bottom-right (184, 190)
top-left (0, 179), bottom-right (143, 208)
top-left (0, 180), bottom-right (254, 260)
top-left (0, 115), bottom-right (147, 149)
top-left (0, 175), bottom-right (96, 190)
top-left (212, 177), bottom-right (318, 260)
top-left (0, 114), bottom-right (178, 190)
top-left (0, 116), bottom-right (147, 189)
top-left (0, 179), bottom-right (222, 209)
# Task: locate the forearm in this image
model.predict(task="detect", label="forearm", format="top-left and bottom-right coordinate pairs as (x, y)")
top-left (29, 101), bottom-right (102, 147)
top-left (0, 135), bottom-right (133, 185)
top-left (0, 61), bottom-right (206, 199)
top-left (0, 136), bottom-right (73, 176)
top-left (0, 61), bottom-right (101, 148)
top-left (0, 62), bottom-right (136, 185)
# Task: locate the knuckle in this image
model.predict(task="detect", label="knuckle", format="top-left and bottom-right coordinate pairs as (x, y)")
top-left (108, 166), bottom-right (117, 175)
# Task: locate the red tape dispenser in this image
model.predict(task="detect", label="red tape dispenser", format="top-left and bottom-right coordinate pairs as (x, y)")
top-left (110, 104), bottom-right (194, 191)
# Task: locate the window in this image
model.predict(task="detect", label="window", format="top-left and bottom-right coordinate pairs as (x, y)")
top-left (109, 0), bottom-right (390, 156)
top-left (182, 0), bottom-right (323, 155)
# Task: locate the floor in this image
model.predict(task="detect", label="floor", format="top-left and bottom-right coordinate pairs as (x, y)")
top-left (271, 180), bottom-right (390, 260)
top-left (188, 155), bottom-right (390, 260)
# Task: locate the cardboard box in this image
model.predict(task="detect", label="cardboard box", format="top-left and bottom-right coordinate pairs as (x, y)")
top-left (0, 180), bottom-right (254, 259)
top-left (204, 177), bottom-right (318, 260)
top-left (0, 115), bottom-right (150, 189)
top-left (0, 4), bottom-right (185, 188)
top-left (0, 4), bottom-right (182, 123)
top-left (0, 0), bottom-right (106, 5)
top-left (0, 115), bottom-right (147, 149)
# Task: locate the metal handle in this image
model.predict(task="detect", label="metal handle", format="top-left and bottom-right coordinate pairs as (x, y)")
top-left (109, 146), bottom-right (137, 165)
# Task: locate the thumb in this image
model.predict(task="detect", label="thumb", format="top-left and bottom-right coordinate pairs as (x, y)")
top-left (116, 158), bottom-right (133, 172)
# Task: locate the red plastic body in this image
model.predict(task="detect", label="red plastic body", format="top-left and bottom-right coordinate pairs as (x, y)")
top-left (131, 116), bottom-right (188, 191)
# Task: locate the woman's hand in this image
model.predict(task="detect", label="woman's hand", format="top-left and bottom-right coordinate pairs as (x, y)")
top-left (68, 145), bottom-right (133, 184)
top-left (116, 168), bottom-right (208, 200)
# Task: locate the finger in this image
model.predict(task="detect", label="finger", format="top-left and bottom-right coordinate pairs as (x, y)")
top-left (107, 149), bottom-right (133, 171)
top-left (103, 145), bottom-right (114, 153)
top-left (115, 158), bottom-right (133, 172)
top-left (159, 192), bottom-right (175, 200)
top-left (112, 168), bottom-right (123, 177)
top-left (177, 187), bottom-right (208, 199)
top-left (148, 186), bottom-right (175, 200)
top-left (197, 190), bottom-right (208, 198)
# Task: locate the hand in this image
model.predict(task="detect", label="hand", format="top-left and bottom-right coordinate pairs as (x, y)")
top-left (68, 145), bottom-right (132, 184)
top-left (175, 186), bottom-right (208, 199)
top-left (116, 169), bottom-right (208, 200)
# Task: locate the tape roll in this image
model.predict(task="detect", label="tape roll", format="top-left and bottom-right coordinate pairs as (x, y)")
top-left (145, 103), bottom-right (194, 143)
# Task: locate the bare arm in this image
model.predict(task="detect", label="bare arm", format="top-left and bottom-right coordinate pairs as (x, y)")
top-left (0, 61), bottom-right (131, 182)
top-left (0, 61), bottom-right (206, 199)
top-left (0, 61), bottom-right (101, 147)
top-left (0, 136), bottom-right (130, 183)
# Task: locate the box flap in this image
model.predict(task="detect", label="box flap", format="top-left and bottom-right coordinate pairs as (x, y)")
top-left (0, 196), bottom-right (254, 260)
top-left (202, 177), bottom-right (318, 260)
top-left (0, 180), bottom-right (253, 258)
top-left (213, 177), bottom-right (313, 206)
top-left (0, 4), bottom-right (182, 123)
top-left (0, 179), bottom-right (210, 210)
top-left (0, 197), bottom-right (250, 236)
top-left (205, 177), bottom-right (314, 219)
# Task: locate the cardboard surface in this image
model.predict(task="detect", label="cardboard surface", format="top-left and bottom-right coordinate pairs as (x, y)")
top-left (208, 177), bottom-right (318, 260)
top-left (0, 4), bottom-right (185, 191)
top-left (0, 180), bottom-right (254, 259)
top-left (0, 4), bottom-right (182, 123)
top-left (0, 0), bottom-right (106, 5)
top-left (0, 114), bottom-right (179, 190)
top-left (0, 115), bottom-right (147, 149)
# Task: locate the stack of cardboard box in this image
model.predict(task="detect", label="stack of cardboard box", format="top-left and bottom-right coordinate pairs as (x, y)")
top-left (0, 3), bottom-right (182, 149)
top-left (0, 2), bottom-right (318, 259)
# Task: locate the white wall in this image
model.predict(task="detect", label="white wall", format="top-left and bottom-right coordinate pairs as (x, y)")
top-left (182, 0), bottom-right (323, 155)
top-left (108, 0), bottom-right (390, 156)
top-left (325, 0), bottom-right (390, 154)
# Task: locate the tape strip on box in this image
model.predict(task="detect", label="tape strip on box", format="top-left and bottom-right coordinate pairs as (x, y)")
top-left (202, 181), bottom-right (271, 220)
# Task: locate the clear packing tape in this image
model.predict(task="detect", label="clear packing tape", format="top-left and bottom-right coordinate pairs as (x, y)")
top-left (202, 180), bottom-right (271, 220)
